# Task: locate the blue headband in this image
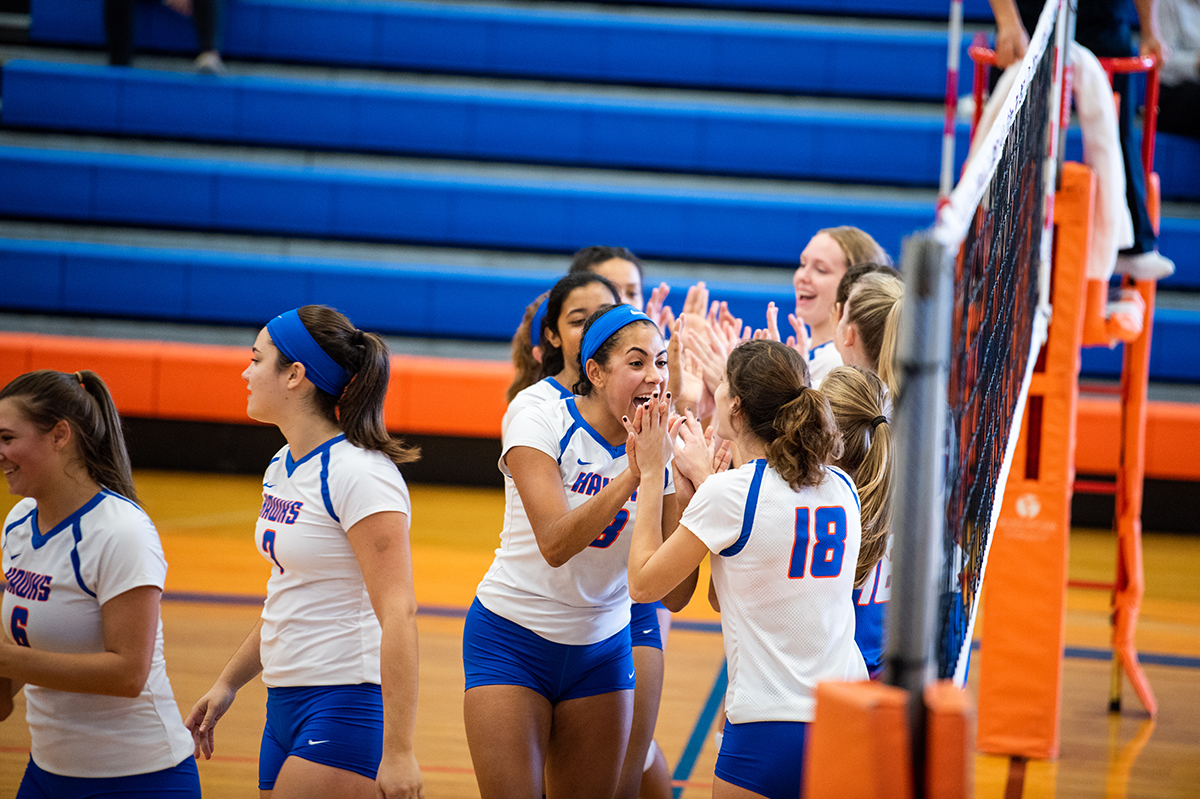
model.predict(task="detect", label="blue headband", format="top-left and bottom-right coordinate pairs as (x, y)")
top-left (266, 309), bottom-right (352, 397)
top-left (529, 297), bottom-right (549, 348)
top-left (580, 305), bottom-right (653, 364)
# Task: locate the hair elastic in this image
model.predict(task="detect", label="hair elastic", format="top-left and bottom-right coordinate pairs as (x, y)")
top-left (871, 415), bottom-right (888, 429)
top-left (529, 297), bottom-right (549, 348)
top-left (580, 305), bottom-right (653, 364)
top-left (266, 309), bottom-right (352, 397)
top-left (73, 371), bottom-right (84, 385)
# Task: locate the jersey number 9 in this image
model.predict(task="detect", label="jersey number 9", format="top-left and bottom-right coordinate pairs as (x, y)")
top-left (788, 506), bottom-right (847, 579)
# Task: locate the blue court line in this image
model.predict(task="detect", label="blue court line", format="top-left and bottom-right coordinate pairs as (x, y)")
top-left (671, 659), bottom-right (728, 799)
top-left (163, 592), bottom-right (1200, 670)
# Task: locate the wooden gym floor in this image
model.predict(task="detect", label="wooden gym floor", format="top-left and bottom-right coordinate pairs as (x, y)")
top-left (1, 471), bottom-right (1197, 798)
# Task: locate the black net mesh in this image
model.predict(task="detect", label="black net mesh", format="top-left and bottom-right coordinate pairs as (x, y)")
top-left (937, 28), bottom-right (1056, 680)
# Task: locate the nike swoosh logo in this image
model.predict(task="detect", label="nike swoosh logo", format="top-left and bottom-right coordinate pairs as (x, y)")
top-left (577, 459), bottom-right (592, 466)
top-left (627, 671), bottom-right (636, 680)
top-left (307, 739), bottom-right (330, 746)
top-left (263, 483), bottom-right (276, 489)
top-left (641, 629), bottom-right (653, 635)
top-left (7, 553), bottom-right (19, 561)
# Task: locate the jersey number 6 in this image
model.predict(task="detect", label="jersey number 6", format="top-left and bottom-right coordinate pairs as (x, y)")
top-left (788, 506), bottom-right (847, 579)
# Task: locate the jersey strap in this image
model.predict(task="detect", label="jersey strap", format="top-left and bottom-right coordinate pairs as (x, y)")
top-left (69, 519), bottom-right (97, 598)
top-left (720, 459), bottom-right (767, 557)
top-left (565, 398), bottom-right (625, 459)
top-left (826, 466), bottom-right (861, 510)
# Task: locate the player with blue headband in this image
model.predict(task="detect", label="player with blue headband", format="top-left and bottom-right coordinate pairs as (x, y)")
top-left (188, 305), bottom-right (425, 798)
top-left (465, 301), bottom-right (689, 799)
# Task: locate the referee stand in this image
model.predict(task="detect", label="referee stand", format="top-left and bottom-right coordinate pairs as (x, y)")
top-left (975, 47), bottom-right (1162, 763)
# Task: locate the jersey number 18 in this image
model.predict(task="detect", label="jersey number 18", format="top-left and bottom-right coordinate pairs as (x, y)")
top-left (788, 506), bottom-right (847, 579)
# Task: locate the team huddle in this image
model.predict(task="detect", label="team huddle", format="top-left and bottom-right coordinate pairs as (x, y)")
top-left (0, 229), bottom-right (904, 799)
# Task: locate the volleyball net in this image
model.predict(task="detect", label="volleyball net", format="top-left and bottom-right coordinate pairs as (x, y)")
top-left (886, 0), bottom-right (1065, 694)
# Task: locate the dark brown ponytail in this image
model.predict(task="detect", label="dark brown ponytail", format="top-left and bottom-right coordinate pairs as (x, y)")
top-left (277, 305), bottom-right (419, 467)
top-left (0, 370), bottom-right (137, 502)
top-left (725, 340), bottom-right (842, 491)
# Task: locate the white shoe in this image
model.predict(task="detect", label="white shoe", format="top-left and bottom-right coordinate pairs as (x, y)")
top-left (195, 51), bottom-right (226, 75)
top-left (1114, 250), bottom-right (1175, 281)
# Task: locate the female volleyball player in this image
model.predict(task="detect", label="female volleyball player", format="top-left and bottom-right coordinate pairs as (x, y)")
top-left (625, 340), bottom-right (867, 799)
top-left (186, 306), bottom-right (423, 799)
top-left (821, 365), bottom-right (895, 679)
top-left (502, 272), bottom-right (621, 438)
top-left (504, 267), bottom-right (677, 798)
top-left (0, 369), bottom-right (200, 798)
top-left (790, 227), bottom-right (890, 385)
top-left (833, 271), bottom-right (904, 398)
top-left (465, 303), bottom-right (687, 799)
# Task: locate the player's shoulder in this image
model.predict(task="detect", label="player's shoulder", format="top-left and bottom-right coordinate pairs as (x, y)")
top-left (822, 465), bottom-right (861, 507)
top-left (509, 394), bottom-right (575, 441)
top-left (3, 497), bottom-right (38, 532)
top-left (328, 437), bottom-right (401, 475)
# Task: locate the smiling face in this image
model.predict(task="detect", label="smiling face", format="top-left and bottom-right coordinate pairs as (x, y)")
top-left (546, 282), bottom-right (620, 382)
top-left (242, 328), bottom-right (297, 425)
top-left (793, 233), bottom-right (849, 334)
top-left (0, 397), bottom-right (62, 500)
top-left (589, 322), bottom-right (668, 424)
top-left (589, 258), bottom-right (644, 310)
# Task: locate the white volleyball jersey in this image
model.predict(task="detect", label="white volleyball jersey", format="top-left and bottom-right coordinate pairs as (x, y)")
top-left (682, 460), bottom-right (867, 724)
top-left (1, 491), bottom-right (193, 778)
top-left (807, 340), bottom-right (842, 388)
top-left (477, 397), bottom-right (673, 645)
top-left (502, 376), bottom-right (572, 441)
top-left (256, 434), bottom-right (411, 687)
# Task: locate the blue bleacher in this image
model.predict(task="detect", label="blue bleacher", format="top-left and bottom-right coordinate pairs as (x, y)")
top-left (583, 0), bottom-right (996, 20)
top-left (0, 237), bottom-right (795, 341)
top-left (6, 0), bottom-right (1200, 385)
top-left (30, 0), bottom-right (972, 101)
top-left (5, 60), bottom-right (1198, 206)
top-left (0, 146), bottom-right (933, 264)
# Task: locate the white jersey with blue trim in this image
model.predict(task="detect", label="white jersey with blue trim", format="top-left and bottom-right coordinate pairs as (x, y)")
top-left (477, 396), bottom-right (674, 646)
top-left (807, 340), bottom-right (842, 388)
top-left (502, 376), bottom-right (573, 441)
top-left (1, 491), bottom-right (193, 778)
top-left (256, 434), bottom-right (411, 687)
top-left (682, 460), bottom-right (866, 724)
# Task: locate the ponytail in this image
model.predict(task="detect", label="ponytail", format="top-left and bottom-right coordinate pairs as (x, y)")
top-left (877, 297), bottom-right (902, 398)
top-left (506, 291), bottom-right (549, 403)
top-left (278, 306), bottom-right (419, 467)
top-left (766, 389), bottom-right (844, 491)
top-left (725, 340), bottom-right (842, 491)
top-left (843, 272), bottom-right (903, 399)
top-left (821, 366), bottom-right (895, 586)
top-left (0, 369), bottom-right (137, 502)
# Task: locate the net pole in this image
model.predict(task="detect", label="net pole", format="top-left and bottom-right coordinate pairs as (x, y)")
top-left (938, 0), bottom-right (965, 204)
top-left (883, 232), bottom-right (954, 794)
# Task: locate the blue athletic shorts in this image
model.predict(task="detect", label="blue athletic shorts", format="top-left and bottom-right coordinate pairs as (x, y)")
top-left (16, 755), bottom-right (199, 799)
top-left (714, 718), bottom-right (810, 799)
top-left (259, 683), bottom-right (384, 790)
top-left (630, 601), bottom-right (665, 650)
top-left (463, 597), bottom-right (635, 702)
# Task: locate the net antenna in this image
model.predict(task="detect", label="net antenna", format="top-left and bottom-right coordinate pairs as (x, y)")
top-left (884, 0), bottom-right (1067, 729)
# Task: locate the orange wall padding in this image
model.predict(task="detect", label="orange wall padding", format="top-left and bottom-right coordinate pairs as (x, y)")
top-left (0, 332), bottom-right (511, 439)
top-left (1077, 397), bottom-right (1200, 481)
